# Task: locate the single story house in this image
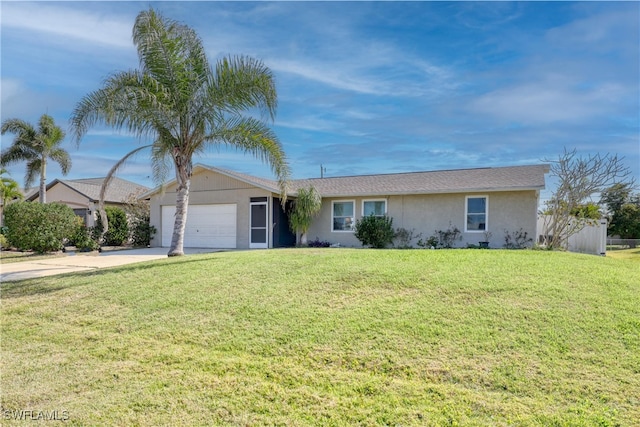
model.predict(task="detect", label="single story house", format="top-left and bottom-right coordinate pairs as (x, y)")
top-left (26, 177), bottom-right (150, 227)
top-left (145, 163), bottom-right (549, 249)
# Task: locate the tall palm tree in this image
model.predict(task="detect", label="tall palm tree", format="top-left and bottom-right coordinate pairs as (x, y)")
top-left (1, 114), bottom-right (71, 203)
top-left (70, 8), bottom-right (289, 257)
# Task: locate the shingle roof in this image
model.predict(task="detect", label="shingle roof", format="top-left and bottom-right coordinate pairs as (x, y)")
top-left (27, 177), bottom-right (150, 203)
top-left (144, 163), bottom-right (547, 198)
top-left (290, 164), bottom-right (549, 197)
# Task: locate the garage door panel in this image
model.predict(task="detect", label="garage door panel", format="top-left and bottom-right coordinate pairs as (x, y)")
top-left (162, 204), bottom-right (236, 248)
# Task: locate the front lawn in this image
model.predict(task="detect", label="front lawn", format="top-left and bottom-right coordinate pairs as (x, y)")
top-left (2, 249), bottom-right (638, 425)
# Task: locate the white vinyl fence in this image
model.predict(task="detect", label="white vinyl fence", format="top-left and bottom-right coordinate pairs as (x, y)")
top-left (538, 216), bottom-right (607, 256)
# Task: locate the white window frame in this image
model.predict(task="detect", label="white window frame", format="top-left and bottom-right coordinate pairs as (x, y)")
top-left (362, 199), bottom-right (387, 218)
top-left (331, 200), bottom-right (355, 232)
top-left (465, 195), bottom-right (488, 233)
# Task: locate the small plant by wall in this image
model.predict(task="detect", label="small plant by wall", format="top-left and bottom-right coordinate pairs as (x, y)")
top-left (354, 214), bottom-right (395, 249)
top-left (504, 228), bottom-right (533, 249)
top-left (417, 235), bottom-right (439, 249)
top-left (307, 237), bottom-right (331, 248)
top-left (394, 227), bottom-right (421, 249)
top-left (417, 223), bottom-right (462, 249)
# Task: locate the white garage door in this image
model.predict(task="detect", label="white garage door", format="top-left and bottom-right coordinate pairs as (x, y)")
top-left (161, 204), bottom-right (237, 248)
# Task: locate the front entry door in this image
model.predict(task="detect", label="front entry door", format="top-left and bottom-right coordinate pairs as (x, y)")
top-left (250, 200), bottom-right (268, 249)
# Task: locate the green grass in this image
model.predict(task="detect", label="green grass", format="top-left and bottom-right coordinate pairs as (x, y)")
top-left (2, 249), bottom-right (639, 426)
top-left (0, 249), bottom-right (65, 263)
top-left (607, 247), bottom-right (640, 261)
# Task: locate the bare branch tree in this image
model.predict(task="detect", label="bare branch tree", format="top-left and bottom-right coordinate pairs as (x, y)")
top-left (541, 148), bottom-right (634, 249)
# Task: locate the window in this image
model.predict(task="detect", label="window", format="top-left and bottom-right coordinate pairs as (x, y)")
top-left (362, 200), bottom-right (386, 217)
top-left (466, 196), bottom-right (487, 232)
top-left (332, 200), bottom-right (354, 231)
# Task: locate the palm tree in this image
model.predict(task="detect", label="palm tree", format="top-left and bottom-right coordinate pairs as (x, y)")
top-left (289, 186), bottom-right (322, 245)
top-left (0, 168), bottom-right (24, 207)
top-left (70, 8), bottom-right (289, 257)
top-left (1, 114), bottom-right (71, 203)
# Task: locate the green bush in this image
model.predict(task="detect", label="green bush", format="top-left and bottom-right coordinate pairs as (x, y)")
top-left (354, 214), bottom-right (395, 249)
top-left (3, 202), bottom-right (76, 253)
top-left (93, 206), bottom-right (130, 246)
top-left (68, 217), bottom-right (99, 251)
top-left (0, 233), bottom-right (10, 249)
top-left (130, 220), bottom-right (156, 247)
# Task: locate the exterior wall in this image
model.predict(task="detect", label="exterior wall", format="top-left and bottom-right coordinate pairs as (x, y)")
top-left (306, 190), bottom-right (539, 248)
top-left (42, 185), bottom-right (97, 226)
top-left (149, 169), bottom-right (273, 249)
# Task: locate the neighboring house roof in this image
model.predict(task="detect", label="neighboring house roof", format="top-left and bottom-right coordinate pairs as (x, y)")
top-left (27, 177), bottom-right (150, 203)
top-left (143, 163), bottom-right (549, 199)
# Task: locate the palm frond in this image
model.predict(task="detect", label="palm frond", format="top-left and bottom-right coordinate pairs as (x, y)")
top-left (211, 55), bottom-right (278, 121)
top-left (24, 159), bottom-right (41, 189)
top-left (207, 116), bottom-right (290, 199)
top-left (49, 148), bottom-right (72, 175)
top-left (151, 140), bottom-right (173, 185)
top-left (97, 144), bottom-right (153, 237)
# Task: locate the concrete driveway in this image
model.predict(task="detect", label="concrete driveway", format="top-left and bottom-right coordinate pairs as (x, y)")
top-left (0, 247), bottom-right (218, 282)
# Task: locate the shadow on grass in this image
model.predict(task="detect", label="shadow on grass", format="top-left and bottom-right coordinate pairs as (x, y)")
top-left (0, 256), bottom-right (220, 299)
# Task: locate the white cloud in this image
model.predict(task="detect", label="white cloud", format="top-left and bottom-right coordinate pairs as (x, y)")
top-left (1, 3), bottom-right (132, 49)
top-left (469, 77), bottom-right (629, 125)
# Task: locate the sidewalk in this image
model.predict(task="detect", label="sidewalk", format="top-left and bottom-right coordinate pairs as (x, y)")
top-left (0, 247), bottom-right (217, 282)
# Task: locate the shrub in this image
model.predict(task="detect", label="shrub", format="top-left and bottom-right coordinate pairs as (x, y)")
top-left (417, 235), bottom-right (439, 249)
top-left (93, 206), bottom-right (130, 246)
top-left (394, 228), bottom-right (421, 249)
top-left (130, 220), bottom-right (156, 247)
top-left (503, 228), bottom-right (533, 249)
top-left (0, 233), bottom-right (10, 249)
top-left (435, 224), bottom-right (462, 248)
top-left (68, 217), bottom-right (100, 251)
top-left (418, 224), bottom-right (462, 249)
top-left (354, 214), bottom-right (395, 249)
top-left (307, 237), bottom-right (331, 248)
top-left (3, 202), bottom-right (76, 253)
top-left (120, 191), bottom-right (156, 246)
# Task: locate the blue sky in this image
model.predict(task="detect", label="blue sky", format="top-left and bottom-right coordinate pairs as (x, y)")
top-left (1, 1), bottom-right (638, 201)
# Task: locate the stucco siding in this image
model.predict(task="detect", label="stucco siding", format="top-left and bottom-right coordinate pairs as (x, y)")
top-left (149, 170), bottom-right (273, 249)
top-left (45, 185), bottom-right (92, 209)
top-left (306, 191), bottom-right (539, 248)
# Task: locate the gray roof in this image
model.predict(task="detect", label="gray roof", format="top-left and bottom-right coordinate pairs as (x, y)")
top-left (27, 177), bottom-right (150, 203)
top-left (145, 163), bottom-right (548, 198)
top-left (291, 164), bottom-right (549, 197)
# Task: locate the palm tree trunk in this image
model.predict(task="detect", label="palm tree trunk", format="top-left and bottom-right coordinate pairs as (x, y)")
top-left (168, 156), bottom-right (192, 257)
top-left (39, 158), bottom-right (47, 203)
top-left (300, 232), bottom-right (307, 245)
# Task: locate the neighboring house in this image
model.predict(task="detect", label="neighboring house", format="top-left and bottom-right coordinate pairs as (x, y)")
top-left (145, 163), bottom-right (549, 249)
top-left (26, 177), bottom-right (150, 227)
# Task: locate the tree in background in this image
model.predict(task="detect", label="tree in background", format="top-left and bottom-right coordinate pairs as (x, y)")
top-left (1, 114), bottom-right (71, 203)
top-left (541, 148), bottom-right (633, 250)
top-left (600, 183), bottom-right (640, 240)
top-left (122, 190), bottom-right (156, 247)
top-left (70, 8), bottom-right (289, 257)
top-left (289, 186), bottom-right (321, 246)
top-left (0, 168), bottom-right (24, 207)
